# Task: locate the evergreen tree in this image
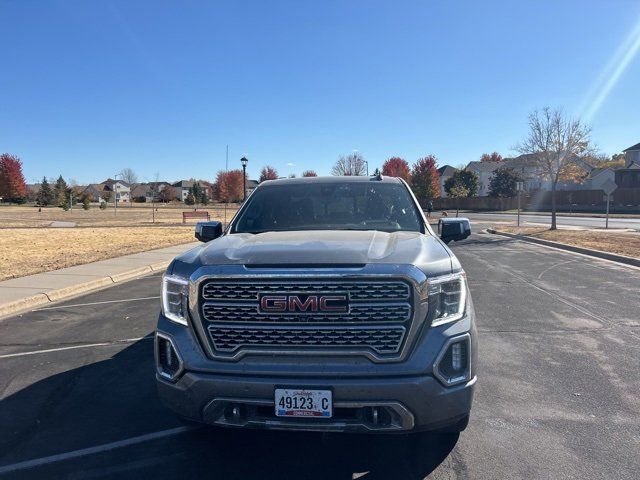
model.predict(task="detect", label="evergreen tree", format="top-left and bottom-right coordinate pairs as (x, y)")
top-left (53, 175), bottom-right (68, 206)
top-left (37, 176), bottom-right (55, 206)
top-left (193, 182), bottom-right (203, 203)
top-left (185, 191), bottom-right (196, 205)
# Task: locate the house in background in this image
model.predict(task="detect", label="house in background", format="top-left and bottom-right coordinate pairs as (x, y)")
top-left (101, 178), bottom-right (131, 203)
top-left (172, 180), bottom-right (194, 201)
top-left (246, 179), bottom-right (259, 196)
top-left (582, 168), bottom-right (615, 190)
top-left (465, 161), bottom-right (501, 196)
top-left (623, 142), bottom-right (640, 168)
top-left (436, 165), bottom-right (456, 197)
top-left (615, 143), bottom-right (640, 188)
top-left (199, 180), bottom-right (214, 200)
top-left (130, 184), bottom-right (152, 202)
top-left (81, 184), bottom-right (105, 202)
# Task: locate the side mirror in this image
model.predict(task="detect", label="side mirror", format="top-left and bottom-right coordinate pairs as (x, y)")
top-left (195, 221), bottom-right (223, 242)
top-left (438, 218), bottom-right (471, 244)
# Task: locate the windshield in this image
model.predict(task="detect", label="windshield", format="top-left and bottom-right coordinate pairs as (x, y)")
top-left (232, 182), bottom-right (424, 234)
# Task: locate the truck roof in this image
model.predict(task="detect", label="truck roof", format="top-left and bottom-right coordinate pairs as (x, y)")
top-left (259, 175), bottom-right (402, 186)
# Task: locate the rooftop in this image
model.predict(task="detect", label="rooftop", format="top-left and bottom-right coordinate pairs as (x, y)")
top-left (623, 142), bottom-right (640, 152)
top-left (466, 161), bottom-right (502, 172)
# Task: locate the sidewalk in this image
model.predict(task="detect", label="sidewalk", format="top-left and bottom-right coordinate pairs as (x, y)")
top-left (0, 242), bottom-right (199, 318)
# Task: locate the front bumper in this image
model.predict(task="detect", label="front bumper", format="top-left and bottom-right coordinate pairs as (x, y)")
top-left (156, 369), bottom-right (475, 433)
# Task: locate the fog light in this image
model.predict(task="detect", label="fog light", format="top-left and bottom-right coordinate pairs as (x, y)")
top-left (434, 334), bottom-right (471, 386)
top-left (452, 342), bottom-right (463, 370)
top-left (156, 333), bottom-right (183, 381)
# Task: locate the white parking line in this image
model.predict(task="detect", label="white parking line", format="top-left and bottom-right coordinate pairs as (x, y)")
top-left (0, 426), bottom-right (197, 475)
top-left (0, 337), bottom-right (152, 359)
top-left (33, 296), bottom-right (161, 311)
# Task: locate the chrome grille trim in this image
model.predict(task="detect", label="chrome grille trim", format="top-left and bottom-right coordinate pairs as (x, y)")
top-left (207, 324), bottom-right (406, 354)
top-left (187, 265), bottom-right (429, 363)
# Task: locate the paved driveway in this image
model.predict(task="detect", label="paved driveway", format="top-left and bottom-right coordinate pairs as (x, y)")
top-left (0, 232), bottom-right (638, 479)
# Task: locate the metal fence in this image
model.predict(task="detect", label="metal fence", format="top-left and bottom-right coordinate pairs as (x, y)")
top-left (432, 188), bottom-right (640, 213)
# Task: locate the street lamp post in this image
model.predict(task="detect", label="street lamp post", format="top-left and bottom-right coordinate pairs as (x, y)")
top-left (241, 157), bottom-right (248, 201)
top-left (113, 173), bottom-right (123, 215)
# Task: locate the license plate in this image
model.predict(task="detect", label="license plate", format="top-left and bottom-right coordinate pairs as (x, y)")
top-left (274, 388), bottom-right (332, 418)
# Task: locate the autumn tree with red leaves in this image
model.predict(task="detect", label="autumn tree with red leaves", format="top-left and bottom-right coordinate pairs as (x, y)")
top-left (411, 156), bottom-right (440, 205)
top-left (0, 153), bottom-right (28, 203)
top-left (302, 170), bottom-right (317, 177)
top-left (480, 152), bottom-right (503, 163)
top-left (259, 166), bottom-right (279, 182)
top-left (381, 157), bottom-right (411, 183)
top-left (215, 169), bottom-right (246, 202)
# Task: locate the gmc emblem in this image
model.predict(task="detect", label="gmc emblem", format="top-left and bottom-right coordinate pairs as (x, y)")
top-left (259, 293), bottom-right (348, 314)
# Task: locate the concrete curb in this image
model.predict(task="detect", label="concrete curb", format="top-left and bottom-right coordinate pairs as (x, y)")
top-left (0, 294), bottom-right (50, 319)
top-left (0, 260), bottom-right (171, 319)
top-left (486, 229), bottom-right (640, 267)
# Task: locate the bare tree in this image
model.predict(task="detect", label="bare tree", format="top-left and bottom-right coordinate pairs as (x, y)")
top-left (516, 107), bottom-right (593, 230)
top-left (120, 167), bottom-right (138, 185)
top-left (331, 152), bottom-right (367, 176)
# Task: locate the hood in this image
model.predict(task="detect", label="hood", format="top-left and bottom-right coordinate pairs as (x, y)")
top-left (171, 230), bottom-right (455, 277)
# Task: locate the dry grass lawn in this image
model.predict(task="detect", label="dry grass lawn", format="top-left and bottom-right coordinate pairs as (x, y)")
top-left (0, 203), bottom-right (239, 228)
top-left (492, 226), bottom-right (640, 259)
top-left (0, 227), bottom-right (196, 281)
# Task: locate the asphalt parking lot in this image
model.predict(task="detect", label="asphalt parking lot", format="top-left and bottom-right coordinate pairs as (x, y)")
top-left (1, 230), bottom-right (639, 479)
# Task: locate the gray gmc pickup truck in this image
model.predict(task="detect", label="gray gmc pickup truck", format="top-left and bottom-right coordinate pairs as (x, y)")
top-left (155, 175), bottom-right (476, 435)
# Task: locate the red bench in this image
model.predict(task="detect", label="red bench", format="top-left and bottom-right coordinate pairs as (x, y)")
top-left (182, 211), bottom-right (210, 223)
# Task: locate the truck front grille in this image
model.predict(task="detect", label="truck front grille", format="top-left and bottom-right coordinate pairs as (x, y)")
top-left (199, 278), bottom-right (414, 357)
top-left (202, 280), bottom-right (410, 302)
top-left (202, 303), bottom-right (410, 323)
top-left (208, 325), bottom-right (405, 354)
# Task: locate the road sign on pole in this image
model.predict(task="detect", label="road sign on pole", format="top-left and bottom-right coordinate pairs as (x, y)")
top-left (600, 179), bottom-right (617, 230)
top-left (516, 182), bottom-right (524, 227)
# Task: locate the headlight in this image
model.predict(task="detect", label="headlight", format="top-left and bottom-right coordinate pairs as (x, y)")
top-left (162, 274), bottom-right (189, 326)
top-left (428, 273), bottom-right (467, 326)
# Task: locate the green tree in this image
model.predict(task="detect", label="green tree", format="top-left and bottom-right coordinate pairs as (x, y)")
top-left (37, 176), bottom-right (55, 206)
top-left (488, 168), bottom-right (523, 198)
top-left (444, 169), bottom-right (478, 197)
top-left (189, 182), bottom-right (202, 204)
top-left (53, 175), bottom-right (68, 206)
top-left (82, 197), bottom-right (90, 210)
top-left (184, 191), bottom-right (196, 205)
top-left (448, 184), bottom-right (469, 217)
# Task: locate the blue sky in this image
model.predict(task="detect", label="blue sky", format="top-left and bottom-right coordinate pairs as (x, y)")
top-left (1, 0), bottom-right (640, 184)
